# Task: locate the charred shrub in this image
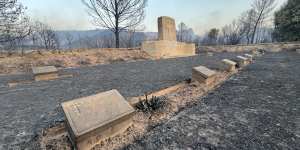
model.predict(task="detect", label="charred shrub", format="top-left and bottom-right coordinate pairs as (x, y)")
top-left (136, 95), bottom-right (168, 113)
top-left (47, 59), bottom-right (65, 68)
top-left (77, 58), bottom-right (91, 66)
top-left (108, 58), bottom-right (125, 64)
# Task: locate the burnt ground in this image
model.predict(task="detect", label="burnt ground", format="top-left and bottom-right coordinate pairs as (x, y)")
top-left (124, 51), bottom-right (300, 150)
top-left (0, 52), bottom-right (241, 149)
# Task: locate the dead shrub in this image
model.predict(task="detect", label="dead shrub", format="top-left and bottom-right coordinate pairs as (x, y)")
top-left (135, 95), bottom-right (168, 113)
top-left (47, 59), bottom-right (65, 68)
top-left (131, 55), bottom-right (146, 60)
top-left (108, 58), bottom-right (125, 63)
top-left (77, 58), bottom-right (91, 66)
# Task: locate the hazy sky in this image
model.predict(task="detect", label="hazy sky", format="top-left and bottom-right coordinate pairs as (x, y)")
top-left (21, 0), bottom-right (287, 35)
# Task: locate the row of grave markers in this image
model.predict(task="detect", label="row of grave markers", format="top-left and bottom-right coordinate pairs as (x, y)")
top-left (30, 53), bottom-right (255, 150)
top-left (62, 53), bottom-right (255, 149)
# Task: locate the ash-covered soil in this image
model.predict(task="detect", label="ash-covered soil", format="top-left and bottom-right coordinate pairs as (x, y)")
top-left (0, 52), bottom-right (241, 149)
top-left (125, 51), bottom-right (300, 150)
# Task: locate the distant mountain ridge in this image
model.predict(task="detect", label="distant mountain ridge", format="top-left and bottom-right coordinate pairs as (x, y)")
top-left (55, 29), bottom-right (158, 48)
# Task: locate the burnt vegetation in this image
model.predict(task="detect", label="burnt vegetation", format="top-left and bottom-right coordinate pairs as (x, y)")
top-left (135, 95), bottom-right (168, 113)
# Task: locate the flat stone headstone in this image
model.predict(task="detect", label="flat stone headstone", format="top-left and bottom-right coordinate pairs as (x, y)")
top-left (244, 54), bottom-right (253, 61)
top-left (221, 59), bottom-right (237, 72)
top-left (236, 56), bottom-right (250, 67)
top-left (192, 66), bottom-right (216, 85)
top-left (32, 66), bottom-right (58, 81)
top-left (296, 49), bottom-right (300, 54)
top-left (62, 90), bottom-right (135, 150)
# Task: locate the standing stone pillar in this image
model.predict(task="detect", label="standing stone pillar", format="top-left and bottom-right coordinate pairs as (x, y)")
top-left (158, 16), bottom-right (177, 41)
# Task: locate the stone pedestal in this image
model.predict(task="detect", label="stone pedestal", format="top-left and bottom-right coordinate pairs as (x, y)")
top-left (32, 66), bottom-right (58, 81)
top-left (192, 66), bottom-right (216, 85)
top-left (221, 59), bottom-right (237, 72)
top-left (142, 41), bottom-right (195, 58)
top-left (62, 90), bottom-right (135, 150)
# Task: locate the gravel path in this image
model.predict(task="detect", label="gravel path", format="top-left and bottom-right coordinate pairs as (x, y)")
top-left (0, 52), bottom-right (241, 149)
top-left (125, 51), bottom-right (300, 150)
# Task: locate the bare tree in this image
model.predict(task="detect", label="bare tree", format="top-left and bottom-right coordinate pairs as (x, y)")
top-left (239, 9), bottom-right (256, 44)
top-left (250, 0), bottom-right (276, 44)
top-left (121, 25), bottom-right (145, 48)
top-left (35, 21), bottom-right (59, 50)
top-left (65, 33), bottom-right (74, 49)
top-left (221, 20), bottom-right (245, 45)
top-left (121, 29), bottom-right (136, 48)
top-left (208, 28), bottom-right (219, 45)
top-left (0, 0), bottom-right (31, 43)
top-left (102, 34), bottom-right (114, 48)
top-left (177, 22), bottom-right (195, 43)
top-left (177, 22), bottom-right (187, 42)
top-left (82, 0), bottom-right (147, 48)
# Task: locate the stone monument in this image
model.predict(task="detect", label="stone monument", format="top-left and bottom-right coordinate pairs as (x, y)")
top-left (158, 16), bottom-right (177, 41)
top-left (142, 16), bottom-right (195, 58)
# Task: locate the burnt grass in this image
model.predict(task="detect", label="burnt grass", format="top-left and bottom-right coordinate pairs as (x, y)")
top-left (124, 51), bottom-right (300, 150)
top-left (0, 52), bottom-right (242, 149)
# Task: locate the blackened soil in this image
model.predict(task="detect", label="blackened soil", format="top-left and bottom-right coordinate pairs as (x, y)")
top-left (125, 51), bottom-right (300, 150)
top-left (0, 52), bottom-right (241, 149)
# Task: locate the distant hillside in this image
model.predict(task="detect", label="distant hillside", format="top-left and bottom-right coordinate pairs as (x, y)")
top-left (55, 30), bottom-right (158, 49)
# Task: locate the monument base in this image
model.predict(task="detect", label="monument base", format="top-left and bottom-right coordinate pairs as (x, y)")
top-left (142, 40), bottom-right (195, 58)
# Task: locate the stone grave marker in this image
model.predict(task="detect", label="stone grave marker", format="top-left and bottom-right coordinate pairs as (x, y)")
top-left (221, 59), bottom-right (237, 72)
top-left (236, 56), bottom-right (249, 67)
top-left (62, 90), bottom-right (135, 150)
top-left (32, 66), bottom-right (58, 81)
top-left (296, 49), bottom-right (300, 54)
top-left (244, 54), bottom-right (253, 62)
top-left (192, 66), bottom-right (216, 85)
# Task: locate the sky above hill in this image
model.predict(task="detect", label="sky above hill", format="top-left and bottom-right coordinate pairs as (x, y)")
top-left (21, 0), bottom-right (288, 35)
